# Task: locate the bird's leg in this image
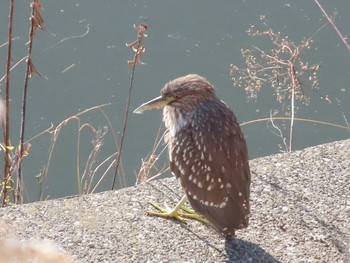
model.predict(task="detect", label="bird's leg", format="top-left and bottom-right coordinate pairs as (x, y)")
top-left (147, 195), bottom-right (209, 224)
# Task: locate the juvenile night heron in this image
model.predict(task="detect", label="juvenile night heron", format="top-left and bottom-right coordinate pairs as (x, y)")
top-left (134, 74), bottom-right (251, 237)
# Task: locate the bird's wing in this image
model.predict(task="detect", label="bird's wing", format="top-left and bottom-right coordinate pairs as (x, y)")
top-left (169, 103), bottom-right (250, 235)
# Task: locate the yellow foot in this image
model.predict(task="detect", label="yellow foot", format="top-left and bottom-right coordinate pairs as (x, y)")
top-left (146, 200), bottom-right (209, 224)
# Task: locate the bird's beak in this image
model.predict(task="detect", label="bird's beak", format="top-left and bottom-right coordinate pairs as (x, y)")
top-left (133, 95), bottom-right (175, 114)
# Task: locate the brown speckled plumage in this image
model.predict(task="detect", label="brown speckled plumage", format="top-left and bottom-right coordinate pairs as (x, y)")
top-left (136, 74), bottom-right (251, 237)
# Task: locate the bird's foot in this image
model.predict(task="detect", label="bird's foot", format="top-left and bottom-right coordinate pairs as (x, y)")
top-left (146, 200), bottom-right (209, 224)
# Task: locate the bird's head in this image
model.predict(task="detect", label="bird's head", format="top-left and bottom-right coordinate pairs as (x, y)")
top-left (133, 74), bottom-right (216, 114)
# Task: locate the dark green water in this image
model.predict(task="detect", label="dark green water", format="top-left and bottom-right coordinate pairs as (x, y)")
top-left (0, 0), bottom-right (349, 202)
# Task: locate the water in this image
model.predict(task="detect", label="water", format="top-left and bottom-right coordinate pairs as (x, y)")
top-left (0, 0), bottom-right (349, 202)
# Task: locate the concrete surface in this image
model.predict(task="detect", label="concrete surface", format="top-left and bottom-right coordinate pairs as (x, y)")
top-left (0, 139), bottom-right (349, 262)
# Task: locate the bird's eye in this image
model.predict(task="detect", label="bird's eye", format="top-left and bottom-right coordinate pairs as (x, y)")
top-left (173, 95), bottom-right (181, 100)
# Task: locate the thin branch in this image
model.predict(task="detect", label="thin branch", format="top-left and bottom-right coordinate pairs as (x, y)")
top-left (2, 0), bottom-right (15, 207)
top-left (111, 43), bottom-right (141, 189)
top-left (112, 24), bottom-right (148, 190)
top-left (17, 0), bottom-right (42, 204)
top-left (314, 0), bottom-right (350, 52)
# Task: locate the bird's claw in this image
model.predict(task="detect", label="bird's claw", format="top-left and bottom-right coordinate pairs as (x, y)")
top-left (146, 200), bottom-right (209, 224)
top-left (146, 200), bottom-right (187, 222)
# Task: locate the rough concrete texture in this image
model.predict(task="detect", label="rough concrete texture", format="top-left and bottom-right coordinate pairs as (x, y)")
top-left (0, 139), bottom-right (349, 262)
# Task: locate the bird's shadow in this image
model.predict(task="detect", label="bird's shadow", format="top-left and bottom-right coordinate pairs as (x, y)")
top-left (179, 223), bottom-right (280, 263)
top-left (224, 236), bottom-right (280, 263)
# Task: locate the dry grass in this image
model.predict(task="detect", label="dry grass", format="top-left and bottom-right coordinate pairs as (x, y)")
top-left (230, 15), bottom-right (329, 151)
top-left (136, 127), bottom-right (169, 185)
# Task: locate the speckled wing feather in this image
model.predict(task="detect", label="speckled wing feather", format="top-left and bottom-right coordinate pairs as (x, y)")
top-left (169, 99), bottom-right (251, 236)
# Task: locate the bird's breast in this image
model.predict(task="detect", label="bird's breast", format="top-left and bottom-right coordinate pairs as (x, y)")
top-left (163, 107), bottom-right (192, 137)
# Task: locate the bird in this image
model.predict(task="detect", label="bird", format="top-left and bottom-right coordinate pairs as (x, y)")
top-left (133, 74), bottom-right (251, 237)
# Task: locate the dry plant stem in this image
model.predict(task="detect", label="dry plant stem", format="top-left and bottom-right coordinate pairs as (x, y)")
top-left (38, 104), bottom-right (109, 200)
top-left (16, 2), bottom-right (37, 205)
top-left (98, 108), bottom-right (126, 188)
top-left (38, 116), bottom-right (79, 200)
top-left (80, 125), bottom-right (106, 194)
top-left (136, 127), bottom-right (168, 185)
top-left (24, 123), bottom-right (53, 145)
top-left (91, 153), bottom-right (117, 193)
top-left (112, 24), bottom-right (147, 190)
top-left (2, 0), bottom-right (15, 207)
top-left (230, 20), bottom-right (330, 151)
top-left (76, 119), bottom-right (83, 195)
top-left (314, 0), bottom-right (350, 52)
top-left (288, 61), bottom-right (297, 152)
top-left (77, 109), bottom-right (122, 194)
top-left (111, 45), bottom-right (139, 189)
top-left (75, 121), bottom-right (102, 195)
top-left (241, 117), bottom-right (350, 132)
top-left (144, 167), bottom-right (169, 184)
top-left (269, 112), bottom-right (288, 152)
top-left (335, 98), bottom-right (349, 128)
top-left (289, 87), bottom-right (294, 151)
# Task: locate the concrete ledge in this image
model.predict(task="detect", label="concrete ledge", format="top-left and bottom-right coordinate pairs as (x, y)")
top-left (1, 139), bottom-right (349, 262)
